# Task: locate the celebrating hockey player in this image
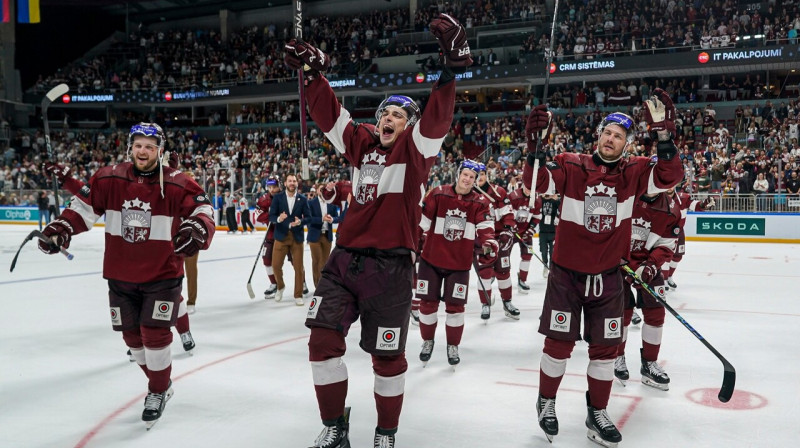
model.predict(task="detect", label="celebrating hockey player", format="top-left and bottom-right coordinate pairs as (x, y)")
top-left (615, 190), bottom-right (681, 391)
top-left (255, 178), bottom-right (282, 299)
top-left (38, 123), bottom-right (215, 429)
top-left (663, 182), bottom-right (715, 289)
top-left (522, 89), bottom-right (683, 447)
top-left (416, 159), bottom-right (496, 367)
top-left (285, 12), bottom-right (470, 448)
top-left (508, 184), bottom-right (538, 293)
top-left (474, 164), bottom-right (521, 320)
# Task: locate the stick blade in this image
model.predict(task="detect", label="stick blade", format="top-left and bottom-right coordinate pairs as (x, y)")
top-left (246, 282), bottom-right (255, 299)
top-left (718, 366), bottom-right (736, 403)
top-left (44, 83), bottom-right (70, 103)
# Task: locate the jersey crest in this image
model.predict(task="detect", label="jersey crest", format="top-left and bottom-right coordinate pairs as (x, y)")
top-left (121, 197), bottom-right (152, 243)
top-left (443, 208), bottom-right (467, 241)
top-left (515, 205), bottom-right (531, 222)
top-left (355, 152), bottom-right (387, 205)
top-left (630, 217), bottom-right (651, 252)
top-left (584, 182), bottom-right (617, 234)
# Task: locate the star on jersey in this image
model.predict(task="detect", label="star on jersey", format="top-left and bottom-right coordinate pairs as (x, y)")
top-left (122, 198), bottom-right (151, 212)
top-left (585, 183), bottom-right (617, 197)
top-left (362, 152), bottom-right (387, 165)
top-left (632, 217), bottom-right (652, 230)
top-left (446, 208), bottom-right (467, 219)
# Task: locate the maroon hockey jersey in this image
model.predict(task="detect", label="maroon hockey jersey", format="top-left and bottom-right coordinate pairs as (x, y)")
top-left (508, 188), bottom-right (539, 234)
top-left (255, 193), bottom-right (276, 240)
top-left (674, 191), bottom-right (707, 229)
top-left (522, 153), bottom-right (682, 273)
top-left (475, 182), bottom-right (514, 232)
top-left (419, 184), bottom-right (493, 271)
top-left (59, 163), bottom-right (215, 283)
top-left (306, 76), bottom-right (455, 251)
top-left (628, 194), bottom-right (681, 271)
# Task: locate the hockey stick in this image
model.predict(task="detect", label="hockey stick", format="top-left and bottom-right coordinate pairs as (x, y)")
top-left (621, 265), bottom-right (735, 403)
top-left (472, 258), bottom-right (494, 314)
top-left (513, 231), bottom-right (547, 267)
top-left (527, 0), bottom-right (559, 211)
top-left (42, 83), bottom-right (70, 217)
top-left (10, 230), bottom-right (75, 273)
top-left (293, 0), bottom-right (310, 181)
top-left (246, 222), bottom-right (271, 299)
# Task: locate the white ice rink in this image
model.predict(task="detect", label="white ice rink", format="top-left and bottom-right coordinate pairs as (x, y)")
top-left (1, 224), bottom-right (798, 448)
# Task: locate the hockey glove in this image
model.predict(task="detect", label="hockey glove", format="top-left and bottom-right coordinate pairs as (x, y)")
top-left (173, 217), bottom-right (208, 257)
top-left (524, 226), bottom-right (537, 243)
top-left (525, 105), bottom-right (554, 153)
top-left (430, 13), bottom-right (472, 69)
top-left (700, 197), bottom-right (716, 210)
top-left (634, 262), bottom-right (659, 285)
top-left (497, 228), bottom-right (514, 252)
top-left (643, 88), bottom-right (676, 141)
top-left (476, 239), bottom-right (499, 267)
top-left (38, 219), bottom-right (73, 254)
top-left (284, 39), bottom-right (331, 73)
top-left (43, 162), bottom-right (71, 183)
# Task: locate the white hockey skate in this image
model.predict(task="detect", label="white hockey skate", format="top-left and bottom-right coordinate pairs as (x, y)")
top-left (143, 381), bottom-right (174, 430)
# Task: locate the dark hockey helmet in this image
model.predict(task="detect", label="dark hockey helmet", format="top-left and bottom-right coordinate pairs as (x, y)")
top-left (266, 177), bottom-right (279, 187)
top-left (375, 95), bottom-right (421, 127)
top-left (596, 112), bottom-right (635, 145)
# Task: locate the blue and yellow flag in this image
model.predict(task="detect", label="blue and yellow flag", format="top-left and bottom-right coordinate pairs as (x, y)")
top-left (17, 0), bottom-right (40, 24)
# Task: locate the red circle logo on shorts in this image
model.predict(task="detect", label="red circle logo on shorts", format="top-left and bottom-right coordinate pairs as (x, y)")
top-left (418, 281), bottom-right (424, 288)
top-left (555, 312), bottom-right (567, 324)
top-left (382, 330), bottom-right (396, 343)
top-left (159, 303), bottom-right (170, 313)
top-left (309, 298), bottom-right (317, 308)
top-left (608, 320), bottom-right (619, 331)
top-left (457, 285), bottom-right (465, 293)
top-left (698, 52), bottom-right (709, 63)
top-left (110, 309), bottom-right (117, 318)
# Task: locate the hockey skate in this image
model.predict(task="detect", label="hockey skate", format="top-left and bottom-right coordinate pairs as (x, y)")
top-left (410, 309), bottom-right (420, 326)
top-left (480, 304), bottom-right (491, 322)
top-left (447, 344), bottom-right (460, 368)
top-left (613, 355), bottom-right (629, 386)
top-left (374, 427), bottom-right (396, 448)
top-left (303, 281), bottom-right (311, 297)
top-left (419, 340), bottom-right (435, 365)
top-left (264, 284), bottom-right (277, 300)
top-left (536, 394), bottom-right (558, 443)
top-left (310, 407), bottom-right (351, 448)
top-left (631, 310), bottom-right (642, 326)
top-left (517, 273), bottom-right (530, 294)
top-left (502, 300), bottom-right (520, 320)
top-left (666, 277), bottom-right (677, 289)
top-left (127, 349), bottom-right (135, 363)
top-left (585, 392), bottom-right (621, 447)
top-left (143, 381), bottom-right (174, 430)
top-left (640, 349), bottom-right (670, 391)
top-left (542, 266), bottom-right (550, 279)
top-left (180, 331), bottom-right (195, 354)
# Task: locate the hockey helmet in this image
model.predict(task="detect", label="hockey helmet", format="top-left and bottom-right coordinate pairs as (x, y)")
top-left (128, 122), bottom-right (166, 153)
top-left (458, 159), bottom-right (483, 175)
top-left (596, 112), bottom-right (635, 144)
top-left (375, 95), bottom-right (421, 127)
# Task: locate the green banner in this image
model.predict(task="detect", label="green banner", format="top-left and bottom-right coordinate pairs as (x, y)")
top-left (0, 207), bottom-right (38, 221)
top-left (697, 217), bottom-right (766, 236)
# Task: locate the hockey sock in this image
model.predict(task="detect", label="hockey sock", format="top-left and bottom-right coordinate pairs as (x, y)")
top-left (587, 344), bottom-right (617, 409)
top-left (618, 308), bottom-right (634, 356)
top-left (419, 300), bottom-right (439, 340)
top-left (641, 308), bottom-right (665, 360)
top-left (444, 304), bottom-right (465, 346)
top-left (141, 326), bottom-right (173, 393)
top-left (540, 337), bottom-right (574, 398)
top-left (309, 328), bottom-right (348, 421)
top-left (519, 259), bottom-right (530, 281)
top-left (373, 354), bottom-right (407, 430)
top-left (175, 299), bottom-right (190, 334)
top-left (497, 273), bottom-right (512, 301)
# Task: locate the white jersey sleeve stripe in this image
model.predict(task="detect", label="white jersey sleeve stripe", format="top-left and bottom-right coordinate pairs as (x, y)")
top-left (419, 214), bottom-right (432, 232)
top-left (412, 123), bottom-right (445, 159)
top-left (68, 197), bottom-right (101, 229)
top-left (324, 106), bottom-right (353, 155)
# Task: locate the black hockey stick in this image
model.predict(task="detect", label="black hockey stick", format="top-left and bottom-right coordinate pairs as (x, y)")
top-left (10, 230), bottom-right (75, 272)
top-left (472, 258), bottom-right (493, 316)
top-left (42, 83), bottom-right (70, 217)
top-left (622, 265), bottom-right (735, 402)
top-left (246, 222), bottom-right (271, 299)
top-left (293, 0), bottom-right (310, 181)
top-left (513, 231), bottom-right (547, 267)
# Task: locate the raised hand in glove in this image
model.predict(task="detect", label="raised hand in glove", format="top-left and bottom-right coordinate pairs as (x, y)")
top-left (525, 105), bottom-right (553, 152)
top-left (284, 38), bottom-right (331, 73)
top-left (38, 219), bottom-right (73, 254)
top-left (643, 88), bottom-right (676, 141)
top-left (497, 228), bottom-right (514, 252)
top-left (430, 13), bottom-right (472, 69)
top-left (43, 162), bottom-right (71, 183)
top-left (700, 197), bottom-right (716, 210)
top-left (476, 239), bottom-right (499, 267)
top-left (173, 217), bottom-right (209, 257)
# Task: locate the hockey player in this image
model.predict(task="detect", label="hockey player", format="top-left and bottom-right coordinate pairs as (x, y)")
top-left (615, 190), bottom-right (681, 391)
top-left (474, 165), bottom-right (520, 320)
top-left (535, 192), bottom-right (560, 278)
top-left (508, 184), bottom-right (539, 293)
top-left (39, 123), bottom-right (215, 429)
top-left (417, 159), bottom-right (496, 367)
top-left (663, 183), bottom-right (715, 289)
top-left (285, 12), bottom-right (470, 448)
top-left (44, 155), bottom-right (197, 356)
top-left (523, 89), bottom-right (683, 447)
top-left (255, 178), bottom-right (281, 299)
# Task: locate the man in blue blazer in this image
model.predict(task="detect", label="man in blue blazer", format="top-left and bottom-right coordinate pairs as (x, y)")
top-left (269, 173), bottom-right (312, 305)
top-left (307, 183), bottom-right (340, 287)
